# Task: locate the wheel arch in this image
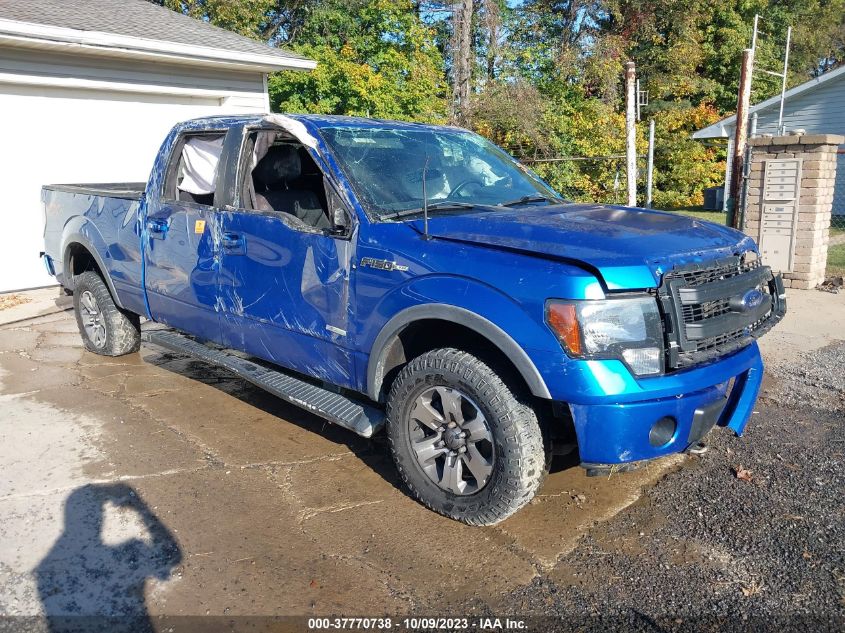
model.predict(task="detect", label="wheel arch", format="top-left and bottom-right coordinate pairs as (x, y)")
top-left (62, 233), bottom-right (124, 309)
top-left (366, 304), bottom-right (551, 402)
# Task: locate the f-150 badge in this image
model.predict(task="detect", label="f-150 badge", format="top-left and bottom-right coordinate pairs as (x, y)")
top-left (360, 257), bottom-right (409, 272)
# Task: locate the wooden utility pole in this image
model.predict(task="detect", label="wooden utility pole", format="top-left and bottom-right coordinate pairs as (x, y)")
top-left (729, 48), bottom-right (754, 228)
top-left (624, 61), bottom-right (637, 207)
top-left (451, 0), bottom-right (474, 124)
top-left (483, 0), bottom-right (500, 81)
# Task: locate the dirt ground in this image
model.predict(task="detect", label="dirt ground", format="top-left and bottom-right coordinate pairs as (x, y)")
top-left (0, 288), bottom-right (843, 631)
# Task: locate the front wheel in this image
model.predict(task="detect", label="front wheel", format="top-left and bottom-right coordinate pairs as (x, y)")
top-left (386, 348), bottom-right (546, 525)
top-left (73, 271), bottom-right (141, 356)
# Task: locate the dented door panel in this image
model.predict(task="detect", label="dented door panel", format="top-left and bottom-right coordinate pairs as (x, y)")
top-left (143, 201), bottom-right (222, 343)
top-left (216, 210), bottom-right (356, 388)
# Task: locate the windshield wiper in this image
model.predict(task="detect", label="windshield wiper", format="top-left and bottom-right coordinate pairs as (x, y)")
top-left (386, 201), bottom-right (487, 220)
top-left (497, 194), bottom-right (562, 207)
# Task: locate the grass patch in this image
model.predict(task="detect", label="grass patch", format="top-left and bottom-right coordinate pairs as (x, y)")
top-left (658, 206), bottom-right (728, 225)
top-left (828, 243), bottom-right (845, 276)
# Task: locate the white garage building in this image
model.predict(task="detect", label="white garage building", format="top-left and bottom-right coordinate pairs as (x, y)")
top-left (0, 0), bottom-right (314, 292)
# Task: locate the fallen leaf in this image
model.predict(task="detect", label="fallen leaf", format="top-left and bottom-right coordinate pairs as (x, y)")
top-left (734, 465), bottom-right (753, 482)
top-left (740, 579), bottom-right (765, 597)
top-left (0, 294), bottom-right (32, 311)
top-left (309, 579), bottom-right (318, 589)
top-left (802, 550), bottom-right (812, 560)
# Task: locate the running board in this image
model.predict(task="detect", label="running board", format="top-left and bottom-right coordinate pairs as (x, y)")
top-left (141, 329), bottom-right (384, 438)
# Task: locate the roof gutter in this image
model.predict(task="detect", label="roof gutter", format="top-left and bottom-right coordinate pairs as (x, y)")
top-left (0, 18), bottom-right (316, 73)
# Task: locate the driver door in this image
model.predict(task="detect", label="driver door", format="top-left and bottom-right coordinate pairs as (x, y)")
top-left (216, 129), bottom-right (357, 388)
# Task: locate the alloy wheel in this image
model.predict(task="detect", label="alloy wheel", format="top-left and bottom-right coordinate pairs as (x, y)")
top-left (407, 386), bottom-right (495, 495)
top-left (79, 290), bottom-right (107, 349)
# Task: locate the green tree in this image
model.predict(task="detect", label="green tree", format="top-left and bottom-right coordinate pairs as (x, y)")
top-left (268, 0), bottom-right (448, 121)
top-left (154, 0), bottom-right (281, 39)
top-left (150, 0), bottom-right (843, 208)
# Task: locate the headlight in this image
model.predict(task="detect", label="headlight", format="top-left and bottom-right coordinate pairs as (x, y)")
top-left (545, 296), bottom-right (664, 376)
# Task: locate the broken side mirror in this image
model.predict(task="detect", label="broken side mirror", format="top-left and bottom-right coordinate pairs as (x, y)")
top-left (331, 203), bottom-right (350, 234)
top-left (325, 178), bottom-right (353, 237)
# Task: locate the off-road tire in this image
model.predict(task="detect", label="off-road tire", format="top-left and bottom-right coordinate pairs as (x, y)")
top-left (386, 348), bottom-right (546, 525)
top-left (73, 271), bottom-right (141, 356)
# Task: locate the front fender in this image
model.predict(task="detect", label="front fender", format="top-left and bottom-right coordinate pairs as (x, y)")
top-left (363, 275), bottom-right (561, 401)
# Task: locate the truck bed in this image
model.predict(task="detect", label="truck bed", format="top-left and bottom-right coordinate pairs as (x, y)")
top-left (42, 182), bottom-right (146, 200)
top-left (42, 182), bottom-right (148, 317)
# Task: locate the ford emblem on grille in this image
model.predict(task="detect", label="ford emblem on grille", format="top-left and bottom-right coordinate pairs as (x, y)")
top-left (740, 288), bottom-right (765, 311)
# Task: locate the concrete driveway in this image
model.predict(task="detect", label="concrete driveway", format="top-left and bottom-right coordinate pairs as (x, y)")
top-left (0, 287), bottom-right (842, 626)
top-left (0, 304), bottom-right (676, 620)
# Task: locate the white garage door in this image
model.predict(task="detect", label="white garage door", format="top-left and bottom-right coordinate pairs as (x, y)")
top-left (0, 83), bottom-right (262, 292)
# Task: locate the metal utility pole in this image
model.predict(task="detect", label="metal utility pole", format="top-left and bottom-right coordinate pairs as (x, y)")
top-left (625, 61), bottom-right (637, 207)
top-left (636, 79), bottom-right (641, 121)
top-left (646, 119), bottom-right (655, 208)
top-left (777, 26), bottom-right (792, 134)
top-left (729, 48), bottom-right (754, 228)
top-left (751, 14), bottom-right (759, 52)
top-left (723, 138), bottom-right (734, 212)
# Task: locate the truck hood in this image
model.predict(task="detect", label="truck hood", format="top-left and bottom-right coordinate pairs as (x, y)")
top-left (420, 204), bottom-right (756, 290)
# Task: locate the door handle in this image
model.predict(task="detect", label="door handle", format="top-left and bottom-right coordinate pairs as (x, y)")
top-left (222, 232), bottom-right (245, 252)
top-left (146, 218), bottom-right (169, 234)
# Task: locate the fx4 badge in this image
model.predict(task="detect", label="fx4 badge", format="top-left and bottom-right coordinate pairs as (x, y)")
top-left (360, 257), bottom-right (409, 272)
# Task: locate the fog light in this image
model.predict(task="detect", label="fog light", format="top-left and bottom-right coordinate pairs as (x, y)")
top-left (649, 416), bottom-right (677, 447)
top-left (622, 347), bottom-right (662, 375)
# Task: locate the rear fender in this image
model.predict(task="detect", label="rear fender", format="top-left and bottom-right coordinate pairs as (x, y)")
top-left (61, 217), bottom-right (123, 308)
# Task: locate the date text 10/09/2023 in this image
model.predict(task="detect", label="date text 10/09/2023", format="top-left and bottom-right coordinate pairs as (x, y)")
top-left (308, 617), bottom-right (528, 630)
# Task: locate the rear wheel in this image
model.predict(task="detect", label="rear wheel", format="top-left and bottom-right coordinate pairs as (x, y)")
top-left (73, 271), bottom-right (140, 356)
top-left (386, 348), bottom-right (546, 525)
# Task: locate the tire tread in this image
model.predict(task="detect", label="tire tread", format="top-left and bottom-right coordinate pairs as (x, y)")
top-left (386, 348), bottom-right (545, 526)
top-left (73, 271), bottom-right (140, 357)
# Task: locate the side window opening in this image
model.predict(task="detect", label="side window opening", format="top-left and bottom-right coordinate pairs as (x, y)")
top-left (164, 133), bottom-right (225, 206)
top-left (243, 131), bottom-right (331, 231)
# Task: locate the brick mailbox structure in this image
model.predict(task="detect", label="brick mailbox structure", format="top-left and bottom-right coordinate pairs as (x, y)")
top-left (743, 133), bottom-right (843, 289)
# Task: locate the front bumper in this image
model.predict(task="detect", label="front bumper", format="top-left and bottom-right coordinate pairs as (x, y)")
top-left (568, 341), bottom-right (764, 465)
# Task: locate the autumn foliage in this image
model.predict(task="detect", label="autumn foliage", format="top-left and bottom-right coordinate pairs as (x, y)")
top-left (157, 0), bottom-right (844, 209)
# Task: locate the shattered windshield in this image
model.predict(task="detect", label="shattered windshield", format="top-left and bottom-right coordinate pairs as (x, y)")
top-left (318, 125), bottom-right (561, 219)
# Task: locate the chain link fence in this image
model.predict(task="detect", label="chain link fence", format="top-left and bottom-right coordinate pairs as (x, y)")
top-left (827, 151), bottom-right (844, 277)
top-left (832, 151), bottom-right (845, 232)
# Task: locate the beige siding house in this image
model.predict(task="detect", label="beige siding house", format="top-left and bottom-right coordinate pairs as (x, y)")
top-left (0, 0), bottom-right (314, 292)
top-left (693, 66), bottom-right (845, 218)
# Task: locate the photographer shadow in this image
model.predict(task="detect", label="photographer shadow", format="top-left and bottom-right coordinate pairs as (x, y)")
top-left (35, 482), bottom-right (181, 633)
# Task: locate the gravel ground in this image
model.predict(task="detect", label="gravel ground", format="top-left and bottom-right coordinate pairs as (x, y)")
top-left (503, 342), bottom-right (845, 632)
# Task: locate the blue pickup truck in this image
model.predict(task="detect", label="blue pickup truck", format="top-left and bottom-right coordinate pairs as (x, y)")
top-left (42, 114), bottom-right (785, 525)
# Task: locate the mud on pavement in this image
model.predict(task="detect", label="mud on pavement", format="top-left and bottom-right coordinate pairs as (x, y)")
top-left (1, 311), bottom-right (842, 631)
top-left (0, 312), bottom-right (680, 624)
